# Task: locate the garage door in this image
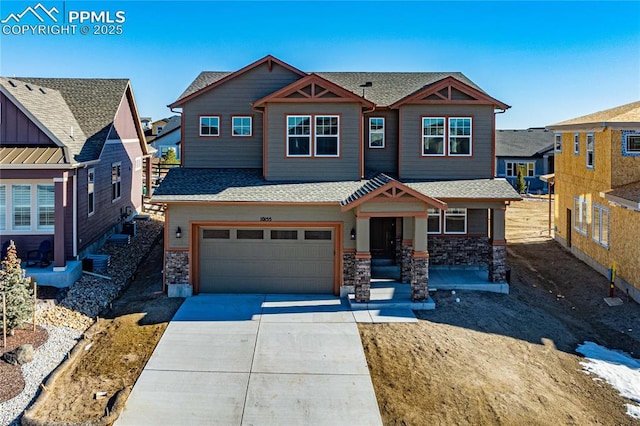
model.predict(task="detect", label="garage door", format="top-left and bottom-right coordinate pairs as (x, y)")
top-left (199, 227), bottom-right (334, 294)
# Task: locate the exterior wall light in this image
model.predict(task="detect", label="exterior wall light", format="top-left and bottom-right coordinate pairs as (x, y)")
top-left (350, 228), bottom-right (356, 240)
top-left (176, 227), bottom-right (182, 239)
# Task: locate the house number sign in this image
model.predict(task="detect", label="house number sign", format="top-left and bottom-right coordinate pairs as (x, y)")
top-left (260, 217), bottom-right (272, 222)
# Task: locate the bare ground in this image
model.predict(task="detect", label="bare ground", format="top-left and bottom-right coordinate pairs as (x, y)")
top-left (360, 196), bottom-right (640, 425)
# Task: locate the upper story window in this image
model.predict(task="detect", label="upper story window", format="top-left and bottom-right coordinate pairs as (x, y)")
top-left (506, 161), bottom-right (534, 177)
top-left (586, 133), bottom-right (594, 169)
top-left (37, 184), bottom-right (54, 230)
top-left (232, 116), bottom-right (252, 137)
top-left (111, 162), bottom-right (121, 201)
top-left (286, 115), bottom-right (340, 158)
top-left (422, 117), bottom-right (472, 156)
top-left (88, 168), bottom-right (95, 216)
top-left (623, 131), bottom-right (640, 155)
top-left (0, 185), bottom-right (6, 231)
top-left (369, 117), bottom-right (385, 148)
top-left (315, 116), bottom-right (339, 157)
top-left (287, 115), bottom-right (311, 157)
top-left (156, 126), bottom-right (164, 135)
top-left (574, 133), bottom-right (580, 154)
top-left (427, 207), bottom-right (441, 234)
top-left (200, 116), bottom-right (220, 137)
top-left (554, 133), bottom-right (562, 152)
top-left (444, 208), bottom-right (467, 234)
top-left (422, 117), bottom-right (445, 156)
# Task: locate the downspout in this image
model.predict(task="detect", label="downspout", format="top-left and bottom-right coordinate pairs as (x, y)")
top-left (493, 108), bottom-right (508, 178)
top-left (72, 170), bottom-right (78, 258)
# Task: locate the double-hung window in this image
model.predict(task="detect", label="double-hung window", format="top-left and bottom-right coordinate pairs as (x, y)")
top-left (315, 116), bottom-right (339, 156)
top-left (287, 115), bottom-right (311, 156)
top-left (427, 208), bottom-right (441, 234)
top-left (448, 118), bottom-right (472, 156)
top-left (586, 133), bottom-right (595, 169)
top-left (199, 116), bottom-right (220, 136)
top-left (573, 133), bottom-right (580, 154)
top-left (555, 133), bottom-right (562, 152)
top-left (12, 185), bottom-right (31, 231)
top-left (369, 117), bottom-right (385, 148)
top-left (232, 116), bottom-right (252, 136)
top-left (592, 203), bottom-right (610, 248)
top-left (624, 131), bottom-right (640, 154)
top-left (88, 168), bottom-right (95, 216)
top-left (422, 118), bottom-right (445, 155)
top-left (573, 196), bottom-right (588, 236)
top-left (111, 163), bottom-right (121, 201)
top-left (0, 185), bottom-right (6, 231)
top-left (444, 208), bottom-right (467, 234)
top-left (506, 162), bottom-right (534, 177)
top-left (37, 184), bottom-right (54, 230)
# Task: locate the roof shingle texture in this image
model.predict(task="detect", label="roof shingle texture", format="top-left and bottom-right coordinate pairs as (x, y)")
top-left (4, 77), bottom-right (129, 162)
top-left (550, 101), bottom-right (640, 127)
top-left (495, 128), bottom-right (555, 157)
top-left (151, 168), bottom-right (520, 204)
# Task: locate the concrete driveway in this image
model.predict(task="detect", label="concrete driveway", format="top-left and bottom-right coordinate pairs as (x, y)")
top-left (116, 294), bottom-right (383, 425)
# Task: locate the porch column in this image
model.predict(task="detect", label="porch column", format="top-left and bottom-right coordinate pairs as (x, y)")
top-left (411, 216), bottom-right (429, 301)
top-left (489, 207), bottom-right (507, 282)
top-left (354, 217), bottom-right (371, 303)
top-left (53, 172), bottom-right (68, 271)
top-left (401, 217), bottom-right (414, 283)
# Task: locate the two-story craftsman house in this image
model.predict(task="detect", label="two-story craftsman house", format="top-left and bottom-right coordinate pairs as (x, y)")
top-left (548, 101), bottom-right (640, 303)
top-left (153, 55), bottom-right (520, 302)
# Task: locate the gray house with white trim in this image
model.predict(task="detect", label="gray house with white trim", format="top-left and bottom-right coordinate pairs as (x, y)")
top-left (153, 55), bottom-right (520, 303)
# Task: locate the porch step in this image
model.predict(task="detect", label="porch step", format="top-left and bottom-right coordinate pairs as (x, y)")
top-left (371, 265), bottom-right (400, 279)
top-left (371, 258), bottom-right (394, 267)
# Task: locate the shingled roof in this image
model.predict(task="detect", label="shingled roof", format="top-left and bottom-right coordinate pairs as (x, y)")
top-left (1, 77), bottom-right (131, 163)
top-left (495, 128), bottom-right (555, 157)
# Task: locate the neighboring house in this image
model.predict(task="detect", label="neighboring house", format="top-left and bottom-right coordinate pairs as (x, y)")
top-left (152, 55), bottom-right (520, 302)
top-left (140, 117), bottom-right (152, 132)
top-left (0, 77), bottom-right (151, 277)
top-left (149, 115), bottom-right (181, 160)
top-left (495, 128), bottom-right (555, 193)
top-left (547, 101), bottom-right (640, 303)
top-left (144, 117), bottom-right (169, 143)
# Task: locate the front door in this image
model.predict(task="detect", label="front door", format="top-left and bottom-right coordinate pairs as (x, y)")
top-left (566, 209), bottom-right (572, 248)
top-left (370, 217), bottom-right (396, 259)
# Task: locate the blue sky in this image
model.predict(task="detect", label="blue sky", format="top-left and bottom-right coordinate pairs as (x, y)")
top-left (1, 1), bottom-right (639, 129)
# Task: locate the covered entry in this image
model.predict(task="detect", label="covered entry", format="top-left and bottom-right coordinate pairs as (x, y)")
top-left (196, 224), bottom-right (339, 294)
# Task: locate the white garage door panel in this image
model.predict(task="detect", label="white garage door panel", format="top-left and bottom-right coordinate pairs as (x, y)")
top-left (199, 227), bottom-right (334, 294)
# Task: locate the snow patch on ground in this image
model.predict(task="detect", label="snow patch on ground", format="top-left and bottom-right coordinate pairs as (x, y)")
top-left (577, 341), bottom-right (640, 419)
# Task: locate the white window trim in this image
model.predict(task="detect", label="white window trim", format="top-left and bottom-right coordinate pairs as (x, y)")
top-left (573, 133), bottom-right (580, 155)
top-left (199, 116), bottom-right (220, 137)
top-left (88, 168), bottom-right (95, 217)
top-left (623, 131), bottom-right (640, 156)
top-left (36, 184), bottom-right (55, 231)
top-left (448, 117), bottom-right (473, 157)
top-left (231, 116), bottom-right (252, 137)
top-left (369, 117), bottom-right (385, 149)
top-left (555, 133), bottom-right (562, 153)
top-left (592, 203), bottom-right (610, 248)
top-left (421, 117), bottom-right (446, 157)
top-left (1, 181), bottom-right (55, 235)
top-left (586, 133), bottom-right (595, 169)
top-left (444, 208), bottom-right (467, 234)
top-left (427, 208), bottom-right (441, 234)
top-left (314, 115), bottom-right (340, 158)
top-left (573, 196), bottom-right (588, 236)
top-left (134, 157), bottom-right (142, 171)
top-left (0, 185), bottom-right (5, 231)
top-left (505, 161), bottom-right (535, 178)
top-left (111, 162), bottom-right (122, 202)
top-left (286, 115), bottom-right (312, 158)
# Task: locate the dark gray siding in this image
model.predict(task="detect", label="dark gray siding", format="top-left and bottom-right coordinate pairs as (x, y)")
top-left (0, 93), bottom-right (55, 145)
top-left (265, 103), bottom-right (361, 181)
top-left (182, 63), bottom-right (303, 168)
top-left (399, 104), bottom-right (494, 180)
top-left (467, 208), bottom-right (488, 235)
top-left (364, 110), bottom-right (398, 175)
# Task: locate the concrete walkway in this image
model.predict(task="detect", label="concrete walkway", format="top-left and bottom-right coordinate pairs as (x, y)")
top-left (116, 294), bottom-right (384, 426)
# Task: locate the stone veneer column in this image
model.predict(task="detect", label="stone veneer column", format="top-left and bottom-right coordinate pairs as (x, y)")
top-left (488, 242), bottom-right (507, 282)
top-left (165, 250), bottom-right (190, 286)
top-left (410, 251), bottom-right (429, 301)
top-left (342, 251), bottom-right (356, 287)
top-left (354, 252), bottom-right (371, 302)
top-left (401, 240), bottom-right (413, 283)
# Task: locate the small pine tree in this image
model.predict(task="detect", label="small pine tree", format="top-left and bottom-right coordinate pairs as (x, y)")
top-left (161, 148), bottom-right (180, 165)
top-left (516, 169), bottom-right (527, 194)
top-left (0, 241), bottom-right (34, 335)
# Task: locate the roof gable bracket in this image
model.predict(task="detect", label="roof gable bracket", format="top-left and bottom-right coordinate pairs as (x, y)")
top-left (341, 180), bottom-right (447, 212)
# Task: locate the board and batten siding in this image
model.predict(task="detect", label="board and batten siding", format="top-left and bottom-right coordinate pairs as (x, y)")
top-left (399, 104), bottom-right (495, 180)
top-left (364, 110), bottom-right (399, 175)
top-left (265, 102), bottom-right (361, 181)
top-left (182, 63), bottom-right (303, 168)
top-left (0, 93), bottom-right (56, 145)
top-left (167, 203), bottom-right (356, 250)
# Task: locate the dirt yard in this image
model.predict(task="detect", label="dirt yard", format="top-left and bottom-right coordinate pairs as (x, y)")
top-left (361, 196), bottom-right (640, 425)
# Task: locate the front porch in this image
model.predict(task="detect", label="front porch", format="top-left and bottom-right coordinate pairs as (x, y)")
top-left (22, 260), bottom-right (83, 288)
